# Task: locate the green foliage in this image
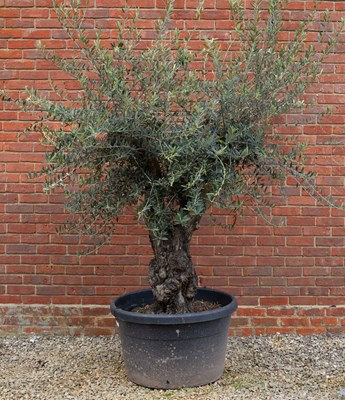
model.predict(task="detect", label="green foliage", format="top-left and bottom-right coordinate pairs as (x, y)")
top-left (2, 0), bottom-right (344, 245)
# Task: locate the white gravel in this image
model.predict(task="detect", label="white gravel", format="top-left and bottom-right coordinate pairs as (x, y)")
top-left (0, 334), bottom-right (344, 399)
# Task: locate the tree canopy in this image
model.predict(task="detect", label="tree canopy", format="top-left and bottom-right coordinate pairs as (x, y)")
top-left (2, 0), bottom-right (343, 246)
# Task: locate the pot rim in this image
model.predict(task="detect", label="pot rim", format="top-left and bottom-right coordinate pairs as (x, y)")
top-left (110, 287), bottom-right (238, 325)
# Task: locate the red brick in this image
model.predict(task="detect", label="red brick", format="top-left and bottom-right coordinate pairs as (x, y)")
top-left (272, 287), bottom-right (300, 296)
top-left (316, 277), bottom-right (345, 286)
top-left (51, 296), bottom-right (82, 305)
top-left (67, 287), bottom-right (95, 296)
top-left (7, 286), bottom-right (35, 295)
top-left (37, 245), bottom-right (66, 255)
top-left (252, 317), bottom-right (278, 327)
top-left (318, 297), bottom-right (345, 306)
top-left (260, 297), bottom-right (289, 306)
top-left (281, 317), bottom-right (310, 327)
top-left (236, 308), bottom-right (266, 317)
top-left (326, 327), bottom-right (345, 334)
top-left (274, 246), bottom-right (302, 256)
top-left (290, 297), bottom-right (317, 306)
top-left (296, 327), bottom-right (327, 335)
top-left (303, 267), bottom-right (331, 276)
top-left (0, 296), bottom-right (22, 304)
top-left (97, 316), bottom-right (116, 328)
top-left (236, 293), bottom-right (259, 305)
top-left (325, 256), bottom-right (345, 270)
top-left (82, 296), bottom-right (114, 305)
top-left (242, 267), bottom-right (272, 276)
top-left (96, 0), bottom-right (125, 6)
top-left (231, 317), bottom-right (250, 327)
top-left (257, 236), bottom-right (285, 246)
top-left (37, 265), bottom-right (65, 275)
top-left (311, 317), bottom-right (338, 327)
top-left (0, 275), bottom-right (22, 284)
top-left (65, 266), bottom-right (94, 275)
top-left (267, 308), bottom-right (295, 316)
top-left (83, 327), bottom-right (114, 336)
top-left (245, 247), bottom-right (273, 256)
top-left (243, 287), bottom-right (271, 296)
top-left (53, 276), bottom-right (82, 285)
top-left (6, 244), bottom-right (36, 254)
top-left (303, 247), bottom-right (331, 257)
top-left (23, 276), bottom-right (51, 285)
top-left (327, 307), bottom-right (345, 316)
top-left (36, 286), bottom-right (65, 296)
top-left (22, 296), bottom-right (51, 304)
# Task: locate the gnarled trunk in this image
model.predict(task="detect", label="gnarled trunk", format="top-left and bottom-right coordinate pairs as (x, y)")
top-left (148, 225), bottom-right (198, 314)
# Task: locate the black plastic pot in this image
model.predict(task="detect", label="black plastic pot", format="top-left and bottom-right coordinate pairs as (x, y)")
top-left (110, 287), bottom-right (237, 389)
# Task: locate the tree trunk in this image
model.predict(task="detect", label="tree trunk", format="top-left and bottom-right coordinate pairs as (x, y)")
top-left (148, 225), bottom-right (198, 314)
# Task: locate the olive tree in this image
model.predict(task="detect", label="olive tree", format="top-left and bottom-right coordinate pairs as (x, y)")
top-left (2, 0), bottom-right (343, 313)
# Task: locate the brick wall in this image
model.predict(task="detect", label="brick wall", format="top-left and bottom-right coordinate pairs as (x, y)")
top-left (1, 0), bottom-right (345, 336)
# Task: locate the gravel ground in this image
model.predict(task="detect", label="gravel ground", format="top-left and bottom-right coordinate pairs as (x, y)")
top-left (0, 334), bottom-right (344, 400)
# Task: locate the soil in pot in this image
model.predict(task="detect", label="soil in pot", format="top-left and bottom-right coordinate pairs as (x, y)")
top-left (132, 299), bottom-right (221, 314)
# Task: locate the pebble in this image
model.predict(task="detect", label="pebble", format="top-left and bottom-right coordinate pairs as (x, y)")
top-left (0, 334), bottom-right (344, 399)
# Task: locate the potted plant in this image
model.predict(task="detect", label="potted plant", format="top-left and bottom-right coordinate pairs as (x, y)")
top-left (1, 0), bottom-right (343, 389)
